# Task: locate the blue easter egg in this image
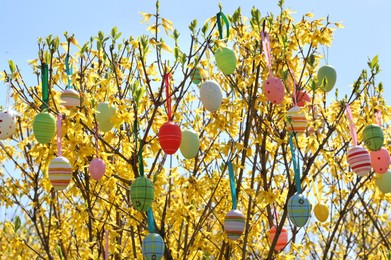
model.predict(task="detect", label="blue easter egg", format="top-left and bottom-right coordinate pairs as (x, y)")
top-left (287, 193), bottom-right (311, 227)
top-left (142, 233), bottom-right (165, 260)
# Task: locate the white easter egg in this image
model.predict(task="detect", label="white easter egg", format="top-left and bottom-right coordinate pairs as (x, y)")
top-left (200, 80), bottom-right (223, 113)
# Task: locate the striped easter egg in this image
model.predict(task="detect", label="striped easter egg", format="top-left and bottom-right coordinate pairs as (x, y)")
top-left (60, 89), bottom-right (80, 109)
top-left (370, 147), bottom-right (390, 174)
top-left (142, 233), bottom-right (165, 260)
top-left (347, 146), bottom-right (371, 176)
top-left (0, 110), bottom-right (17, 140)
top-left (130, 177), bottom-right (154, 212)
top-left (287, 106), bottom-right (307, 133)
top-left (287, 193), bottom-right (311, 227)
top-left (48, 156), bottom-right (73, 191)
top-left (363, 124), bottom-right (384, 151)
top-left (158, 122), bottom-right (182, 155)
top-left (214, 47), bottom-right (237, 75)
top-left (269, 226), bottom-right (288, 251)
top-left (190, 68), bottom-right (202, 85)
top-left (33, 112), bottom-right (56, 144)
top-left (263, 76), bottom-right (285, 104)
top-left (224, 209), bottom-right (245, 240)
top-left (200, 80), bottom-right (223, 113)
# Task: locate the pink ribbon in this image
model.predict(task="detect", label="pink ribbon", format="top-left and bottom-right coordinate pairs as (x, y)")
top-left (94, 120), bottom-right (99, 157)
top-left (105, 229), bottom-right (109, 260)
top-left (57, 114), bottom-right (63, 157)
top-left (164, 74), bottom-right (172, 121)
top-left (375, 110), bottom-right (382, 127)
top-left (261, 31), bottom-right (273, 77)
top-left (345, 105), bottom-right (357, 146)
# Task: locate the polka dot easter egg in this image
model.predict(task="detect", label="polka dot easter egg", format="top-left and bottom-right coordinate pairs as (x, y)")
top-left (224, 209), bottom-right (245, 240)
top-left (142, 233), bottom-right (165, 260)
top-left (263, 76), bottom-right (285, 104)
top-left (0, 110), bottom-right (17, 140)
top-left (370, 147), bottom-right (390, 174)
top-left (347, 146), bottom-right (371, 176)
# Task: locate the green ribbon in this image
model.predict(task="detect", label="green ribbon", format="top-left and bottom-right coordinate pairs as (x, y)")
top-left (228, 162), bottom-right (237, 210)
top-left (216, 12), bottom-right (229, 40)
top-left (289, 134), bottom-right (301, 193)
top-left (147, 207), bottom-right (155, 233)
top-left (41, 63), bottom-right (49, 110)
top-left (65, 54), bottom-right (73, 89)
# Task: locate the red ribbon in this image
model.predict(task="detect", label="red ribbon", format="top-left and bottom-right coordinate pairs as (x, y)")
top-left (261, 31), bottom-right (272, 77)
top-left (345, 105), bottom-right (358, 146)
top-left (164, 73), bottom-right (172, 121)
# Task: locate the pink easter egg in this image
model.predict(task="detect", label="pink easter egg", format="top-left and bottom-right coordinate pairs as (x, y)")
top-left (370, 147), bottom-right (390, 174)
top-left (89, 158), bottom-right (106, 180)
top-left (347, 146), bottom-right (371, 176)
top-left (263, 76), bottom-right (285, 104)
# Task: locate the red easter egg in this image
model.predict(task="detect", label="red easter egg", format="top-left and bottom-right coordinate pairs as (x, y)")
top-left (263, 76), bottom-right (285, 104)
top-left (269, 226), bottom-right (288, 251)
top-left (292, 90), bottom-right (311, 107)
top-left (158, 122), bottom-right (182, 154)
top-left (370, 147), bottom-right (390, 174)
top-left (347, 146), bottom-right (371, 176)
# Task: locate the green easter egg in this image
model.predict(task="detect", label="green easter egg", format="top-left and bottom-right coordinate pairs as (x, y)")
top-left (317, 65), bottom-right (337, 92)
top-left (190, 68), bottom-right (202, 85)
top-left (180, 129), bottom-right (200, 159)
top-left (363, 124), bottom-right (384, 151)
top-left (214, 47), bottom-right (237, 75)
top-left (375, 171), bottom-right (391, 193)
top-left (33, 112), bottom-right (56, 144)
top-left (96, 102), bottom-right (116, 132)
top-left (130, 177), bottom-right (154, 212)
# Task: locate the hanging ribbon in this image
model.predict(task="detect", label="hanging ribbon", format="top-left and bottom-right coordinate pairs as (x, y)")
top-left (375, 110), bottom-right (382, 127)
top-left (6, 81), bottom-right (11, 109)
top-left (289, 134), bottom-right (301, 193)
top-left (65, 54), bottom-right (73, 89)
top-left (41, 63), bottom-right (49, 110)
top-left (57, 114), bottom-right (63, 157)
top-left (345, 104), bottom-right (358, 146)
top-left (147, 207), bottom-right (156, 233)
top-left (227, 162), bottom-right (237, 210)
top-left (104, 229), bottom-right (109, 260)
top-left (164, 73), bottom-right (172, 122)
top-left (216, 12), bottom-right (229, 40)
top-left (94, 119), bottom-right (99, 157)
top-left (261, 31), bottom-right (273, 77)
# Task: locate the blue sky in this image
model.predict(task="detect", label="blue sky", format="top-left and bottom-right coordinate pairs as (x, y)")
top-left (0, 0), bottom-right (390, 106)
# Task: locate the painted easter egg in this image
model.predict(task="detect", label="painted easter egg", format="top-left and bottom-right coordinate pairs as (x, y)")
top-left (269, 226), bottom-right (288, 251)
top-left (60, 88), bottom-right (80, 109)
top-left (363, 124), bottom-right (384, 151)
top-left (370, 147), bottom-right (390, 174)
top-left (287, 193), bottom-right (311, 227)
top-left (287, 106), bottom-right (307, 133)
top-left (48, 156), bottom-right (73, 191)
top-left (180, 129), bottom-right (199, 159)
top-left (191, 68), bottom-right (202, 85)
top-left (375, 171), bottom-right (391, 193)
top-left (214, 47), bottom-right (237, 75)
top-left (317, 65), bottom-right (337, 92)
top-left (347, 146), bottom-right (371, 176)
top-left (313, 203), bottom-right (329, 222)
top-left (142, 233), bottom-right (165, 260)
top-left (0, 110), bottom-right (17, 140)
top-left (292, 90), bottom-right (311, 107)
top-left (130, 177), bottom-right (154, 212)
top-left (263, 76), bottom-right (285, 104)
top-left (89, 158), bottom-right (106, 180)
top-left (33, 112), bottom-right (56, 144)
top-left (158, 122), bottom-right (182, 155)
top-left (224, 209), bottom-right (245, 240)
top-left (96, 102), bottom-right (116, 133)
top-left (200, 80), bottom-right (223, 112)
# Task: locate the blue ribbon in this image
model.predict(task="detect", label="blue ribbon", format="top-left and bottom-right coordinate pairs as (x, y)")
top-left (228, 162), bottom-right (237, 210)
top-left (147, 207), bottom-right (155, 233)
top-left (65, 54), bottom-right (73, 89)
top-left (289, 134), bottom-right (301, 193)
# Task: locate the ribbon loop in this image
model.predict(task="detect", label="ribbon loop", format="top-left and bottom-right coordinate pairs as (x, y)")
top-left (227, 162), bottom-right (237, 210)
top-left (41, 63), bottom-right (49, 110)
top-left (289, 134), bottom-right (301, 193)
top-left (65, 54), bottom-right (73, 89)
top-left (261, 31), bottom-right (273, 77)
top-left (57, 114), bottom-right (63, 157)
top-left (164, 74), bottom-right (172, 121)
top-left (216, 12), bottom-right (230, 40)
top-left (147, 207), bottom-right (156, 233)
top-left (345, 104), bottom-right (358, 146)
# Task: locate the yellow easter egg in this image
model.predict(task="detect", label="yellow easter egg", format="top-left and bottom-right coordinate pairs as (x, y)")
top-left (314, 203), bottom-right (329, 222)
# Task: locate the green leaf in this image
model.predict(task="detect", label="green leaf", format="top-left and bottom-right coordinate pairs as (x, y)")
top-left (14, 216), bottom-right (21, 232)
top-left (188, 19), bottom-right (198, 33)
top-left (8, 60), bottom-right (16, 73)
